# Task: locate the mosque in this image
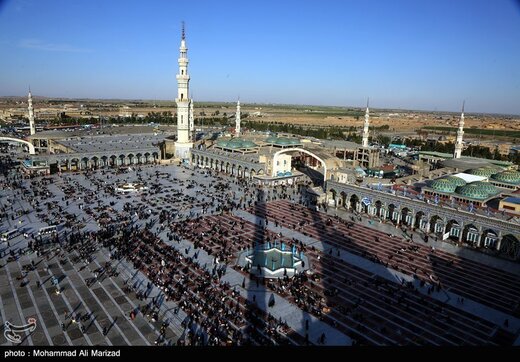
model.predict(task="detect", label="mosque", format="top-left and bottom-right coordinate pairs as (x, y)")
top-left (4, 24), bottom-right (519, 260)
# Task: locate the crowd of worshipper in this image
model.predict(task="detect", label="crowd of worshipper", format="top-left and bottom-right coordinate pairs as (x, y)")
top-left (99, 224), bottom-right (298, 345)
top-left (1, 158), bottom-right (315, 345)
top-left (3, 152), bottom-right (515, 346)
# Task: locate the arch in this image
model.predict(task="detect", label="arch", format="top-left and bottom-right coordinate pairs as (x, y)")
top-left (430, 215), bottom-right (443, 234)
top-left (90, 156), bottom-right (99, 169)
top-left (387, 203), bottom-right (398, 223)
top-left (109, 155), bottom-right (117, 167)
top-left (127, 153), bottom-right (135, 165)
top-left (500, 234), bottom-right (520, 260)
top-left (250, 169), bottom-right (256, 179)
top-left (136, 153), bottom-right (142, 164)
top-left (340, 191), bottom-right (348, 209)
top-left (349, 194), bottom-right (359, 211)
top-left (257, 169), bottom-right (265, 176)
top-left (329, 189), bottom-right (337, 206)
top-left (58, 159), bottom-right (68, 171)
top-left (144, 152), bottom-right (151, 163)
top-left (0, 137), bottom-right (36, 154)
top-left (401, 207), bottom-right (413, 226)
top-left (445, 219), bottom-right (461, 241)
top-left (272, 147), bottom-right (328, 181)
top-left (480, 229), bottom-right (498, 249)
top-left (375, 200), bottom-right (383, 217)
top-left (81, 157), bottom-right (90, 169)
top-left (462, 224), bottom-right (480, 246)
top-left (414, 211), bottom-right (426, 230)
top-left (70, 158), bottom-right (80, 171)
top-left (152, 152), bottom-right (159, 162)
top-left (360, 195), bottom-right (371, 214)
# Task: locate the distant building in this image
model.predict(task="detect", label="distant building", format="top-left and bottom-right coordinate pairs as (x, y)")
top-left (499, 197), bottom-right (520, 214)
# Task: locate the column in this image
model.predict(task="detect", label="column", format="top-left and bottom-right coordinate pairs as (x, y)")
top-left (458, 221), bottom-right (464, 244)
top-left (495, 231), bottom-right (503, 251)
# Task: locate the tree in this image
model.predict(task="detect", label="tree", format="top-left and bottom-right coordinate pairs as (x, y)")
top-left (377, 135), bottom-right (391, 146)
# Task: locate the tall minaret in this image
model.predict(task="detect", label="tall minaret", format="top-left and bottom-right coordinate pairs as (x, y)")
top-left (28, 88), bottom-right (36, 135)
top-left (174, 22), bottom-right (193, 159)
top-left (189, 93), bottom-right (194, 135)
top-left (453, 101), bottom-right (465, 159)
top-left (235, 98), bottom-right (241, 136)
top-left (361, 98), bottom-right (370, 147)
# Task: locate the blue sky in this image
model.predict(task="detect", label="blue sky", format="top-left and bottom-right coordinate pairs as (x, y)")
top-left (0, 0), bottom-right (519, 114)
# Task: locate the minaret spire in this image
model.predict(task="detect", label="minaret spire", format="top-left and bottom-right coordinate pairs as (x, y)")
top-left (174, 22), bottom-right (193, 160)
top-left (28, 88), bottom-right (35, 135)
top-left (453, 100), bottom-right (465, 159)
top-left (235, 97), bottom-right (241, 136)
top-left (361, 97), bottom-right (370, 147)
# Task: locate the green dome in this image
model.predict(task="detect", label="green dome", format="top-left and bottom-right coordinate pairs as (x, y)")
top-left (228, 143), bottom-right (243, 149)
top-left (469, 181), bottom-right (499, 196)
top-left (468, 168), bottom-right (496, 178)
top-left (430, 178), bottom-right (457, 193)
top-left (491, 170), bottom-right (520, 184)
top-left (455, 184), bottom-right (490, 199)
top-left (444, 176), bottom-right (466, 187)
top-left (287, 138), bottom-right (301, 145)
top-left (241, 140), bottom-right (257, 148)
top-left (216, 140), bottom-right (229, 147)
top-left (265, 136), bottom-right (278, 143)
top-left (275, 137), bottom-right (291, 146)
top-left (486, 165), bottom-right (505, 173)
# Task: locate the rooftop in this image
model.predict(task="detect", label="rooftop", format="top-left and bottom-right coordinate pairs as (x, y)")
top-left (503, 197), bottom-right (520, 204)
top-left (55, 134), bottom-right (165, 153)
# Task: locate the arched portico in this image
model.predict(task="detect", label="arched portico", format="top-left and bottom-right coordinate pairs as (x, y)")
top-left (272, 148), bottom-right (328, 181)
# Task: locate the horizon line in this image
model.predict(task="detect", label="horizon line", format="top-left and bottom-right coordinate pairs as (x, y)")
top-left (1, 95), bottom-right (519, 117)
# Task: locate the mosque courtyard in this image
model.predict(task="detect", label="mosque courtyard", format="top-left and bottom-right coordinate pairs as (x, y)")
top-left (1, 159), bottom-right (520, 346)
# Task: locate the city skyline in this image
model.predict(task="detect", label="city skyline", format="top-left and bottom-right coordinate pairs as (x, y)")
top-left (0, 0), bottom-right (519, 114)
